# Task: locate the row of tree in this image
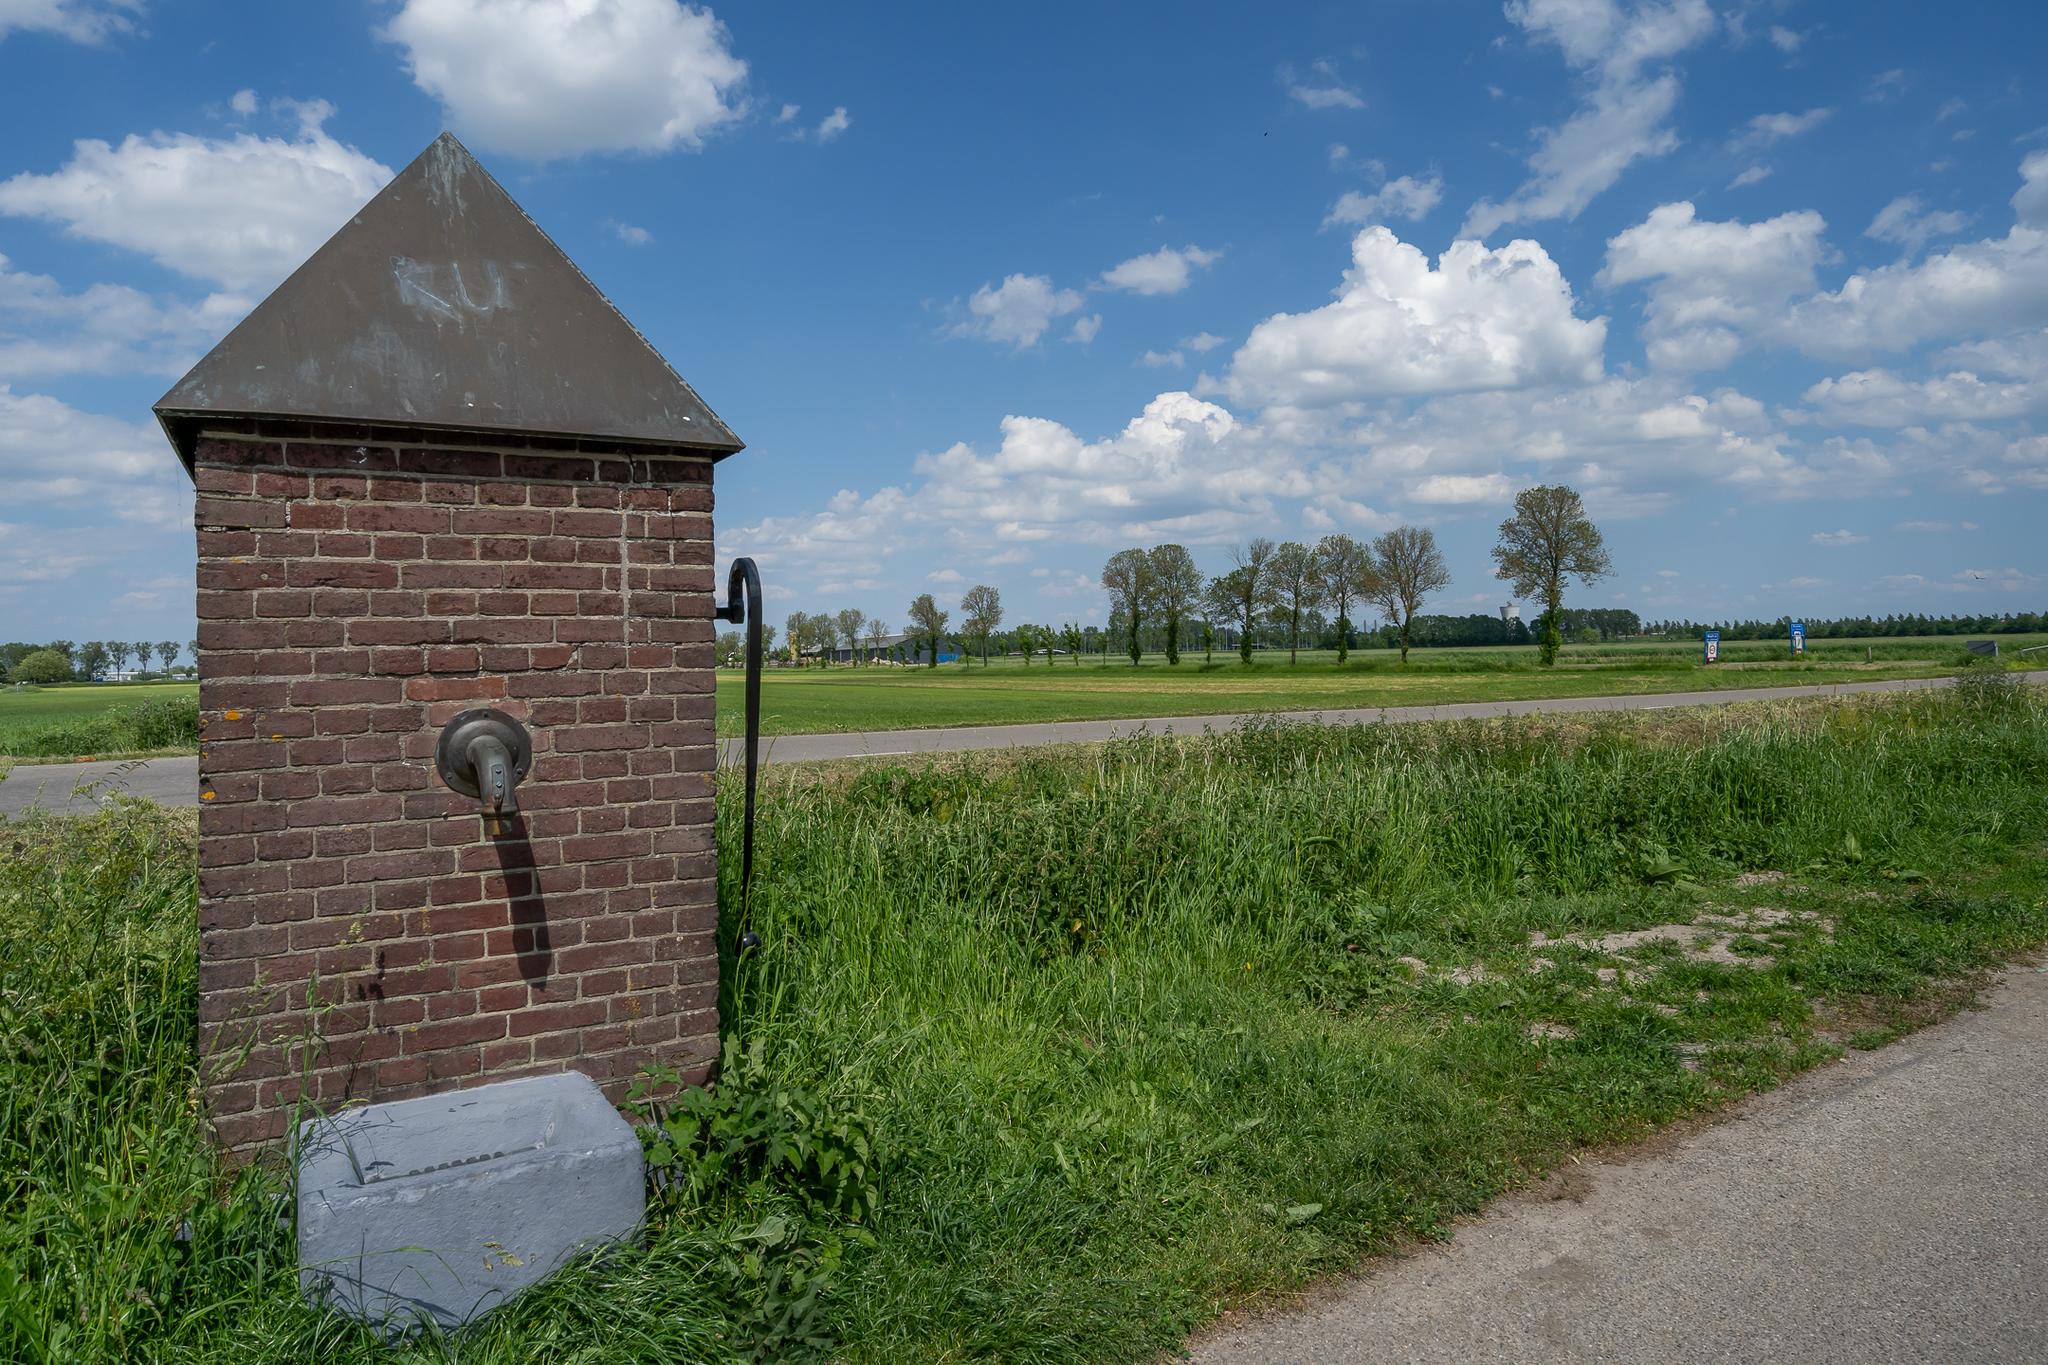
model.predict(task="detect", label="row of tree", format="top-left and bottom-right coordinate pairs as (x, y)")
top-left (3, 639), bottom-right (195, 685)
top-left (753, 486), bottom-right (1619, 671)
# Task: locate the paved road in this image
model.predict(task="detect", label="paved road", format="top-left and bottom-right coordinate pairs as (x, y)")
top-left (4, 672), bottom-right (2039, 817)
top-left (1190, 962), bottom-right (2048, 1365)
top-left (0, 753), bottom-right (199, 818)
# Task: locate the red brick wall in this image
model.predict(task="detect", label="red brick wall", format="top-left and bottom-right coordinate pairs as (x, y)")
top-left (190, 431), bottom-right (719, 1153)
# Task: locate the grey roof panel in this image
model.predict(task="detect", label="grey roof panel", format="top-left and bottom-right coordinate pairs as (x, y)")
top-left (155, 132), bottom-right (742, 466)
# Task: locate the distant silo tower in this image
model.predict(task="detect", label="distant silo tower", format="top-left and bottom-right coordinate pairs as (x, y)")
top-left (1500, 602), bottom-right (1521, 624)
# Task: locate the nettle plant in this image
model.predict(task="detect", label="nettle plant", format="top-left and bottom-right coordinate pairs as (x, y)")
top-left (628, 1036), bottom-right (880, 1222)
top-left (626, 1037), bottom-right (882, 1359)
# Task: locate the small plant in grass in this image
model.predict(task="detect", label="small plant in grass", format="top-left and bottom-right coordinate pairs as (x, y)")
top-left (626, 1037), bottom-right (881, 1362)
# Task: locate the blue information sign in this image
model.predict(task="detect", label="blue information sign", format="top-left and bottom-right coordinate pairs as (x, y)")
top-left (1703, 630), bottom-right (1720, 664)
top-left (1789, 621), bottom-right (1805, 656)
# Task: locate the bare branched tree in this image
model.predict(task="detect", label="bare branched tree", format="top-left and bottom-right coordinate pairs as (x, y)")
top-left (1265, 541), bottom-right (1322, 664)
top-left (1311, 533), bottom-right (1375, 665)
top-left (1206, 538), bottom-right (1274, 665)
top-left (1366, 526), bottom-right (1453, 664)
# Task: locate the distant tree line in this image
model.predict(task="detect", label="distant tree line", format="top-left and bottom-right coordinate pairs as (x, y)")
top-left (1640, 612), bottom-right (2047, 640)
top-left (3, 639), bottom-right (194, 685)
top-left (749, 485), bottom-right (1622, 670)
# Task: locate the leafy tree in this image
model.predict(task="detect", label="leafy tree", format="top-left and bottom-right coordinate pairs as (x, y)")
top-left (865, 617), bottom-right (890, 663)
top-left (1208, 538), bottom-right (1274, 665)
top-left (1201, 620), bottom-right (1215, 664)
top-left (760, 624), bottom-right (778, 656)
top-left (105, 640), bottom-right (130, 678)
top-left (46, 641), bottom-right (75, 663)
top-left (1366, 526), bottom-right (1453, 664)
top-left (1265, 541), bottom-right (1322, 664)
top-left (1101, 548), bottom-right (1154, 665)
top-left (835, 608), bottom-right (866, 667)
top-left (907, 593), bottom-right (949, 668)
top-left (1146, 544), bottom-right (1202, 666)
top-left (131, 641), bottom-right (153, 676)
top-left (716, 629), bottom-right (742, 665)
top-left (784, 611), bottom-right (807, 665)
top-left (156, 641), bottom-right (180, 674)
top-left (11, 649), bottom-right (71, 684)
top-left (76, 641), bottom-right (111, 681)
top-left (1016, 623), bottom-right (1037, 666)
top-left (960, 584), bottom-right (1003, 666)
top-left (808, 615), bottom-right (838, 668)
top-left (187, 638), bottom-right (198, 666)
top-left (1311, 533), bottom-right (1375, 665)
top-left (1060, 622), bottom-right (1083, 665)
top-left (1492, 484), bottom-right (1614, 666)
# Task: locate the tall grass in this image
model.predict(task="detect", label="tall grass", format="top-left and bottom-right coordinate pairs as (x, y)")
top-left (2, 688), bottom-right (2044, 1362)
top-left (0, 695), bottom-right (200, 759)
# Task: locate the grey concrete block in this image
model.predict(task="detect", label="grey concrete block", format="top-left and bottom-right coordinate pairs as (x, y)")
top-left (297, 1072), bottom-right (645, 1334)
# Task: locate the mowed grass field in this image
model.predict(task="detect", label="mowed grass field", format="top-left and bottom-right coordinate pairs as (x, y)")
top-left (0, 682), bottom-right (200, 761)
top-left (5, 636), bottom-right (2038, 754)
top-left (716, 633), bottom-right (2046, 737)
top-left (5, 682), bottom-right (2046, 1362)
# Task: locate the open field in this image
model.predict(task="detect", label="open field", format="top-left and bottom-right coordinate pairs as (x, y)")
top-left (5, 682), bottom-right (2045, 1362)
top-left (0, 682), bottom-right (200, 760)
top-left (715, 633), bottom-right (2048, 737)
top-left (5, 641), bottom-right (2035, 754)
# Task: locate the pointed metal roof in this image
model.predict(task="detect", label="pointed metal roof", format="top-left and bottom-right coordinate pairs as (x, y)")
top-left (155, 132), bottom-right (742, 468)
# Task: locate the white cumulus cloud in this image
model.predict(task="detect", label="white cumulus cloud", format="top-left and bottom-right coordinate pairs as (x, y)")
top-left (1323, 174), bottom-right (1443, 228)
top-left (1810, 529), bottom-right (1867, 546)
top-left (1226, 227), bottom-right (1607, 406)
top-left (380, 0), bottom-right (747, 160)
top-left (1781, 155), bottom-right (2048, 357)
top-left (1600, 202), bottom-right (1829, 370)
top-left (1866, 195), bottom-right (1971, 253)
top-left (0, 384), bottom-right (188, 528)
top-left (0, 105), bottom-right (391, 292)
top-left (1099, 244), bottom-right (1222, 296)
top-left (952, 274), bottom-right (1085, 349)
top-left (0, 253), bottom-right (239, 378)
top-left (0, 0), bottom-right (140, 43)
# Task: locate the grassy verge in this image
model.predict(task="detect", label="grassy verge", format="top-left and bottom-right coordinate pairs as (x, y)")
top-left (0, 685), bottom-right (200, 761)
top-left (3, 682), bottom-right (2044, 1362)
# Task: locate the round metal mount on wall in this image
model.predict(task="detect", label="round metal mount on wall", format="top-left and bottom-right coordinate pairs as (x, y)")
top-left (434, 708), bottom-right (533, 801)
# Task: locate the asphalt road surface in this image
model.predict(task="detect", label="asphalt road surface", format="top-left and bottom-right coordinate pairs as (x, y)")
top-left (0, 753), bottom-right (200, 818)
top-left (3, 671), bottom-right (2040, 817)
top-left (1190, 962), bottom-right (2048, 1365)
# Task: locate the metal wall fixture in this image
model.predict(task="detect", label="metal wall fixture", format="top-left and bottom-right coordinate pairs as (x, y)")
top-left (435, 709), bottom-right (533, 836)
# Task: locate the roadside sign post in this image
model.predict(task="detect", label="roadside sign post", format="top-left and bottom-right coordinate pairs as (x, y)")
top-left (1790, 621), bottom-right (1806, 657)
top-left (1703, 631), bottom-right (1720, 665)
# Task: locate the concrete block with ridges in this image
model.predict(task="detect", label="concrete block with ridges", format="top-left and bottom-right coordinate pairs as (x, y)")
top-left (297, 1072), bottom-right (644, 1333)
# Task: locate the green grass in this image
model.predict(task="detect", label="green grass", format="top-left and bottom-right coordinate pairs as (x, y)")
top-left (716, 632), bottom-right (2048, 737)
top-left (0, 683), bottom-right (200, 760)
top-left (4, 681), bottom-right (2045, 1362)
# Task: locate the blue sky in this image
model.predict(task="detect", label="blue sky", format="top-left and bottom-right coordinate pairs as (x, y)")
top-left (1, 0), bottom-right (2044, 643)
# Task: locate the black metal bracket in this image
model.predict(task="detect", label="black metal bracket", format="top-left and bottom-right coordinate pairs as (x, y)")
top-left (715, 558), bottom-right (764, 919)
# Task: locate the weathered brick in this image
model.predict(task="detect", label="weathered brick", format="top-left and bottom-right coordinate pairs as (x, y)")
top-left (196, 433), bottom-right (721, 1157)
